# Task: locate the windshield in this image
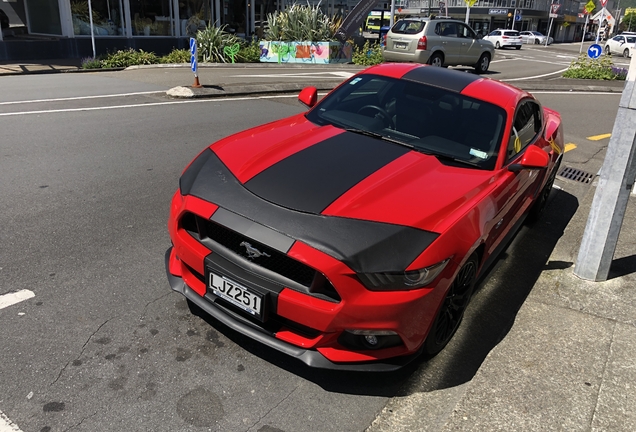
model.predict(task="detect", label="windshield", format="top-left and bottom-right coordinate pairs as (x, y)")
top-left (305, 74), bottom-right (506, 170)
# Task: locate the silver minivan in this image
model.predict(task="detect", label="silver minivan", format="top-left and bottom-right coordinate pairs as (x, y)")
top-left (382, 18), bottom-right (495, 74)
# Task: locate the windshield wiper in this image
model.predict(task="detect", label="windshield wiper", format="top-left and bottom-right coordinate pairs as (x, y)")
top-left (422, 151), bottom-right (483, 169)
top-left (345, 128), bottom-right (414, 149)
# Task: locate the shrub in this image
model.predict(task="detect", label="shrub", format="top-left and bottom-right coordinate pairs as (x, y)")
top-left (265, 4), bottom-right (336, 41)
top-left (563, 54), bottom-right (627, 80)
top-left (196, 24), bottom-right (242, 63)
top-left (160, 48), bottom-right (191, 64)
top-left (352, 41), bottom-right (383, 66)
top-left (101, 48), bottom-right (159, 68)
top-left (237, 38), bottom-right (261, 63)
top-left (81, 56), bottom-right (102, 69)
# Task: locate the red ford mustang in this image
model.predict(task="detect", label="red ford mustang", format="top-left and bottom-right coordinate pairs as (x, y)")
top-left (165, 63), bottom-right (563, 371)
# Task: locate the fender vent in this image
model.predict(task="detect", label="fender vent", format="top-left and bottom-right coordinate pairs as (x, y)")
top-left (557, 167), bottom-right (595, 184)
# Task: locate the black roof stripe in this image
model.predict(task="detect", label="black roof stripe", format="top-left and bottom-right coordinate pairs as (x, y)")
top-left (401, 66), bottom-right (481, 93)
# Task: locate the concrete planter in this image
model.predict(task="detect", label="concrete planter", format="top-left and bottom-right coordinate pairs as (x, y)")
top-left (259, 41), bottom-right (352, 64)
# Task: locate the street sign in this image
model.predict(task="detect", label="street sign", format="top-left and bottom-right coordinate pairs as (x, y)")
top-left (588, 43), bottom-right (602, 59)
top-left (190, 37), bottom-right (197, 73)
top-left (549, 13), bottom-right (558, 18)
top-left (515, 12), bottom-right (522, 21)
top-left (600, 0), bottom-right (608, 7)
top-left (550, 4), bottom-right (561, 14)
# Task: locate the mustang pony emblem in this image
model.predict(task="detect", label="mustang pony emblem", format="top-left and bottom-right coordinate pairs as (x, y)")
top-left (240, 241), bottom-right (271, 259)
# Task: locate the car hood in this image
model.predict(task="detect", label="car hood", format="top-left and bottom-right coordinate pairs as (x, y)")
top-left (210, 114), bottom-right (495, 231)
top-left (180, 115), bottom-right (495, 272)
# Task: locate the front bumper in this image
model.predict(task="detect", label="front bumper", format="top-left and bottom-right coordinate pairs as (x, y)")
top-left (165, 247), bottom-right (423, 371)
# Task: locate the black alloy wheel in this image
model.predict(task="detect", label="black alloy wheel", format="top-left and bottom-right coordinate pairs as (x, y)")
top-left (527, 160), bottom-right (560, 223)
top-left (423, 254), bottom-right (478, 356)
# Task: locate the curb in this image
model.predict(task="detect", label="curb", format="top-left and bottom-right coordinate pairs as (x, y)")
top-left (166, 80), bottom-right (345, 98)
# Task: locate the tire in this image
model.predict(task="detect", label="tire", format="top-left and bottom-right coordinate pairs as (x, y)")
top-left (515, 45), bottom-right (521, 50)
top-left (534, 39), bottom-right (540, 45)
top-left (527, 159), bottom-right (560, 224)
top-left (495, 41), bottom-right (501, 49)
top-left (624, 48), bottom-right (631, 58)
top-left (423, 253), bottom-right (478, 356)
top-left (605, 45), bottom-right (611, 55)
top-left (428, 52), bottom-right (444, 67)
top-left (474, 53), bottom-right (490, 74)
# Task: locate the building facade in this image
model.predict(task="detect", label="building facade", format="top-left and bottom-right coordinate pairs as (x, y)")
top-left (0, 0), bottom-right (618, 61)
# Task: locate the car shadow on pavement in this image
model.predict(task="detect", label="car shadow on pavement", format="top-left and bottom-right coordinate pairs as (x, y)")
top-left (191, 188), bottom-right (579, 397)
top-left (397, 188), bottom-right (579, 395)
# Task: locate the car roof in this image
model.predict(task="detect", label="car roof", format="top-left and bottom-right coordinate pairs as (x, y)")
top-left (360, 63), bottom-right (526, 108)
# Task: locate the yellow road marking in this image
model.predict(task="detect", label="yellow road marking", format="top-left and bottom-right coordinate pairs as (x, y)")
top-left (587, 133), bottom-right (611, 141)
top-left (564, 143), bottom-right (577, 153)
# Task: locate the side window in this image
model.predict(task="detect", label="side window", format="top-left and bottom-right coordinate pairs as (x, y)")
top-left (458, 24), bottom-right (476, 39)
top-left (507, 101), bottom-right (542, 161)
top-left (488, 30), bottom-right (499, 36)
top-left (438, 22), bottom-right (458, 37)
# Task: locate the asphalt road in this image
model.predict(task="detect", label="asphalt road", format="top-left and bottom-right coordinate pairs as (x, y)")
top-left (0, 59), bottom-right (623, 431)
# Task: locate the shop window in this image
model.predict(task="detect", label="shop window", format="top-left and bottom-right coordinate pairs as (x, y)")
top-left (180, 0), bottom-right (212, 36)
top-left (27, 0), bottom-right (62, 35)
top-left (129, 0), bottom-right (176, 36)
top-left (71, 0), bottom-right (125, 36)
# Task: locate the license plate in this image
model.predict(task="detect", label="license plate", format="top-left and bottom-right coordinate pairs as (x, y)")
top-left (395, 42), bottom-right (407, 49)
top-left (208, 272), bottom-right (263, 318)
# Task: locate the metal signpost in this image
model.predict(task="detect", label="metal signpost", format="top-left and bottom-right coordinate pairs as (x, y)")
top-left (575, 53), bottom-right (636, 281)
top-left (190, 37), bottom-right (202, 88)
top-left (464, 0), bottom-right (477, 25)
top-left (546, 3), bottom-right (560, 46)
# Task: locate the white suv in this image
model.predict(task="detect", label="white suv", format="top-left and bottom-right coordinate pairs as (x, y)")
top-left (604, 34), bottom-right (636, 57)
top-left (382, 18), bottom-right (495, 74)
top-left (483, 29), bottom-right (522, 49)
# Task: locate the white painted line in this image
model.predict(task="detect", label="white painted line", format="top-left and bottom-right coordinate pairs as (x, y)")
top-left (0, 290), bottom-right (35, 310)
top-left (0, 91), bottom-right (164, 106)
top-left (0, 410), bottom-right (23, 432)
top-left (503, 67), bottom-right (569, 81)
top-left (233, 71), bottom-right (355, 79)
top-left (0, 94), bottom-right (301, 117)
top-left (530, 91), bottom-right (620, 95)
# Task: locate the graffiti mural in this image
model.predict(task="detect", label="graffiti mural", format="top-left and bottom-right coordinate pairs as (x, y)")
top-left (259, 41), bottom-right (352, 64)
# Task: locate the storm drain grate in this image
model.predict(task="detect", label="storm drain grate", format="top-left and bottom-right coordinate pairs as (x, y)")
top-left (557, 167), bottom-right (595, 184)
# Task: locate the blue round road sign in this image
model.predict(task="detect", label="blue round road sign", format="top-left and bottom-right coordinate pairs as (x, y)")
top-left (588, 44), bottom-right (602, 59)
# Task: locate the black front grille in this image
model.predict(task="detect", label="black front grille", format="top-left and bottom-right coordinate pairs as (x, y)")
top-left (180, 212), bottom-right (340, 302)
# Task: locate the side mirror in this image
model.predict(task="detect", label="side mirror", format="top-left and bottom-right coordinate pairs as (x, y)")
top-left (508, 145), bottom-right (549, 172)
top-left (298, 86), bottom-right (318, 108)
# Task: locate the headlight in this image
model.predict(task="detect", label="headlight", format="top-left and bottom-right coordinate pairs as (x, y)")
top-left (357, 259), bottom-right (450, 291)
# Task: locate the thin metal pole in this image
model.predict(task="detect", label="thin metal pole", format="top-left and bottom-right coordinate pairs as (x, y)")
top-left (88, 0), bottom-right (96, 58)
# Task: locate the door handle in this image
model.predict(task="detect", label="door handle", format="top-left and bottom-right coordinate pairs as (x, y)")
top-left (495, 219), bottom-right (504, 229)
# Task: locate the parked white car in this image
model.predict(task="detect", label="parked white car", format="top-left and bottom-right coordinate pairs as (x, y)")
top-left (483, 29), bottom-right (522, 49)
top-left (604, 34), bottom-right (636, 57)
top-left (519, 31), bottom-right (553, 45)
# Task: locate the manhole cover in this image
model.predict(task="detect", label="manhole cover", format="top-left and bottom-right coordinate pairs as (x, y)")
top-left (557, 167), bottom-right (595, 184)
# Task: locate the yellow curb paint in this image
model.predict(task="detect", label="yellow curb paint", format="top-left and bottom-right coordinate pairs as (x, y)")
top-left (587, 133), bottom-right (611, 141)
top-left (564, 143), bottom-right (577, 153)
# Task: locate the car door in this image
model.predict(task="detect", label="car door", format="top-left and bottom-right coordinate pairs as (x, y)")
top-left (458, 23), bottom-right (483, 64)
top-left (608, 35), bottom-right (624, 54)
top-left (484, 100), bottom-right (545, 256)
top-left (435, 21), bottom-right (462, 64)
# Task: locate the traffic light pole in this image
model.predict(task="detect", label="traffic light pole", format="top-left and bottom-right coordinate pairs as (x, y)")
top-left (574, 54), bottom-right (636, 281)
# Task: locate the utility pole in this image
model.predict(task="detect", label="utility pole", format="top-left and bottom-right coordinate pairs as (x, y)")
top-left (574, 54), bottom-right (636, 281)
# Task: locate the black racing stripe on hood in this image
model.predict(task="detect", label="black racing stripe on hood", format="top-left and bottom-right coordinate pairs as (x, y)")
top-left (402, 66), bottom-right (481, 93)
top-left (180, 149), bottom-right (439, 274)
top-left (243, 131), bottom-right (410, 214)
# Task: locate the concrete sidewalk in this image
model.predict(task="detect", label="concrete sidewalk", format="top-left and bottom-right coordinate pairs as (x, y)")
top-left (368, 179), bottom-right (636, 431)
